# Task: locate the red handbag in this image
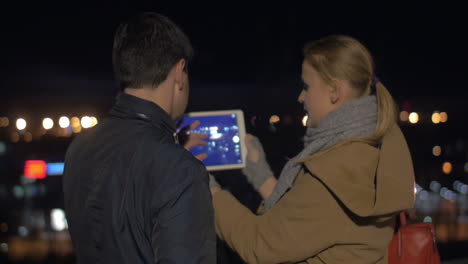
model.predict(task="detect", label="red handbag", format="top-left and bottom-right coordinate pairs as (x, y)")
top-left (388, 211), bottom-right (441, 264)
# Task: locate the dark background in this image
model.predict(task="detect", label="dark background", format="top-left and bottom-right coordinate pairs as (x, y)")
top-left (1, 2), bottom-right (467, 108)
top-left (1, 1), bottom-right (468, 263)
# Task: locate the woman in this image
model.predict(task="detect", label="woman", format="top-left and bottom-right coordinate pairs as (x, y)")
top-left (209, 35), bottom-right (415, 264)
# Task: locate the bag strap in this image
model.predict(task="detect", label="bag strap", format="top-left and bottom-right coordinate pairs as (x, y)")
top-left (396, 211), bottom-right (406, 257)
top-left (399, 211), bottom-right (407, 227)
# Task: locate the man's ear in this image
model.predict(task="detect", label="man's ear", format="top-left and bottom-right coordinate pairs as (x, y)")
top-left (174, 59), bottom-right (186, 91)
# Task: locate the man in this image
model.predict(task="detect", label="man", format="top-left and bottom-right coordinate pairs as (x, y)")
top-left (63, 12), bottom-right (215, 263)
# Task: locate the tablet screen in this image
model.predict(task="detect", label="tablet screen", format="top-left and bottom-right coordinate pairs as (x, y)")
top-left (178, 110), bottom-right (246, 171)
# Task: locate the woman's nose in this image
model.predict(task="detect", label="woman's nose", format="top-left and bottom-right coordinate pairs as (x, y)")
top-left (298, 90), bottom-right (305, 103)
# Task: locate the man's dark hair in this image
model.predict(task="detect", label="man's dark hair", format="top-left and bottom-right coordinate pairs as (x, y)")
top-left (112, 12), bottom-right (193, 90)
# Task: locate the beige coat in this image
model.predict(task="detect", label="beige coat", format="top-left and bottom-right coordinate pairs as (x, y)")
top-left (213, 125), bottom-right (415, 264)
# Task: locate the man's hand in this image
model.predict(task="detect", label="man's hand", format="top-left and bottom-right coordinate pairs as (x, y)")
top-left (177, 119), bottom-right (209, 161)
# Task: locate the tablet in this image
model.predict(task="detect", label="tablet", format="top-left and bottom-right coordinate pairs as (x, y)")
top-left (178, 110), bottom-right (247, 171)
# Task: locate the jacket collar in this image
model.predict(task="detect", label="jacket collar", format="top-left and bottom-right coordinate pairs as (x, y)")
top-left (109, 93), bottom-right (177, 139)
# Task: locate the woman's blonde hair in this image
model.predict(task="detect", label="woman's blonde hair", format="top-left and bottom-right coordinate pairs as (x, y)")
top-left (303, 35), bottom-right (397, 145)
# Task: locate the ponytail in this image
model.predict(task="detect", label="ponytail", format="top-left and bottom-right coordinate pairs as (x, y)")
top-left (373, 82), bottom-right (397, 142)
top-left (338, 81), bottom-right (398, 147)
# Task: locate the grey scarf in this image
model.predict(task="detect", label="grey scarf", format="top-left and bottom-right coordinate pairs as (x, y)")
top-left (264, 95), bottom-right (378, 210)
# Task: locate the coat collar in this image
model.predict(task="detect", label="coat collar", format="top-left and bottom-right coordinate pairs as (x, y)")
top-left (109, 93), bottom-right (177, 141)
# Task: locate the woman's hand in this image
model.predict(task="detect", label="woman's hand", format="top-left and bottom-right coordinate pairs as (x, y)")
top-left (242, 134), bottom-right (277, 200)
top-left (209, 173), bottom-right (221, 196)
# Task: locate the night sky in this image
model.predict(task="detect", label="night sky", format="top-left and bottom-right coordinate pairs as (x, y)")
top-left (1, 1), bottom-right (467, 116)
top-left (1, 3), bottom-right (468, 262)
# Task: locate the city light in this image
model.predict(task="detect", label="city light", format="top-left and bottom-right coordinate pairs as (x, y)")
top-left (91, 116), bottom-right (98, 127)
top-left (453, 181), bottom-right (465, 192)
top-left (24, 160), bottom-right (47, 179)
top-left (408, 112), bottom-right (419, 124)
top-left (59, 116), bottom-right (70, 128)
top-left (429, 181), bottom-right (441, 192)
top-left (442, 162), bottom-right (452, 175)
top-left (13, 186), bottom-right (24, 198)
top-left (441, 189), bottom-right (457, 201)
top-left (10, 132), bottom-right (20, 143)
top-left (71, 117), bottom-right (80, 127)
top-left (269, 115), bottom-right (280, 124)
top-left (461, 185), bottom-right (468, 195)
top-left (439, 187), bottom-right (456, 201)
top-left (71, 117), bottom-right (82, 133)
top-left (440, 112), bottom-right (448, 123)
top-left (16, 118), bottom-right (26, 130)
top-left (81, 116), bottom-right (92, 129)
top-left (0, 117), bottom-right (9, 127)
top-left (51, 209), bottom-right (68, 231)
top-left (432, 146), bottom-right (442, 157)
top-left (431, 112), bottom-right (441, 124)
top-left (418, 190), bottom-right (429, 201)
top-left (400, 111), bottom-right (409, 122)
top-left (18, 226), bottom-right (28, 237)
top-left (42, 117), bottom-right (54, 130)
top-left (47, 162), bottom-right (64, 176)
top-left (302, 115), bottom-right (308, 127)
top-left (24, 132), bottom-right (33, 143)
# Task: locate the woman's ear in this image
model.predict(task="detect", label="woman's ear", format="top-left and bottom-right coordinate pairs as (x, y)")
top-left (329, 79), bottom-right (351, 104)
top-left (329, 79), bottom-right (341, 104)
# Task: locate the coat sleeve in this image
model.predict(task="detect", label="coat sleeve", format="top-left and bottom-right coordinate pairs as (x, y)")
top-left (213, 171), bottom-right (342, 264)
top-left (151, 162), bottom-right (216, 263)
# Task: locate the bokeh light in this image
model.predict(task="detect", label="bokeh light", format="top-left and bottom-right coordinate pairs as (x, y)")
top-left (90, 117), bottom-right (98, 127)
top-left (409, 112), bottom-right (419, 124)
top-left (71, 117), bottom-right (82, 133)
top-left (16, 118), bottom-right (26, 130)
top-left (442, 162), bottom-right (452, 175)
top-left (10, 132), bottom-right (20, 143)
top-left (432, 146), bottom-right (442, 157)
top-left (440, 112), bottom-right (448, 123)
top-left (431, 112), bottom-right (441, 124)
top-left (24, 132), bottom-right (33, 143)
top-left (59, 116), bottom-right (70, 128)
top-left (81, 116), bottom-right (92, 129)
top-left (51, 209), bottom-right (68, 231)
top-left (42, 118), bottom-right (54, 130)
top-left (400, 111), bottom-right (409, 122)
top-left (0, 117), bottom-right (9, 127)
top-left (269, 115), bottom-right (280, 124)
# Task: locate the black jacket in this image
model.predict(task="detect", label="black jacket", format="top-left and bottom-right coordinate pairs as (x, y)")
top-left (63, 93), bottom-right (216, 263)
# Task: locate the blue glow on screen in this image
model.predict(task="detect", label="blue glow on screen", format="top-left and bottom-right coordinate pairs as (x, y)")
top-left (47, 162), bottom-right (64, 176)
top-left (179, 114), bottom-right (242, 167)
